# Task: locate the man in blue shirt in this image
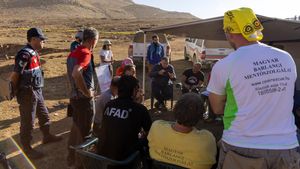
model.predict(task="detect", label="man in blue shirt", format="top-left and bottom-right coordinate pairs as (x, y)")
top-left (147, 34), bottom-right (164, 72)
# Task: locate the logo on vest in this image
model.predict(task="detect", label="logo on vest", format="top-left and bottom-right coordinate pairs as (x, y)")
top-left (104, 107), bottom-right (130, 119)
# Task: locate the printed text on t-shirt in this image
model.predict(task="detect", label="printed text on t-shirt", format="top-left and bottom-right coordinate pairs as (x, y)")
top-left (244, 57), bottom-right (292, 96)
top-left (104, 107), bottom-right (129, 119)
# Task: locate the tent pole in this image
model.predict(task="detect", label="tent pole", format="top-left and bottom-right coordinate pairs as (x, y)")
top-left (142, 31), bottom-right (146, 102)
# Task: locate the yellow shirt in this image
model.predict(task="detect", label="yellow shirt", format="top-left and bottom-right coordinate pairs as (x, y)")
top-left (148, 120), bottom-right (217, 169)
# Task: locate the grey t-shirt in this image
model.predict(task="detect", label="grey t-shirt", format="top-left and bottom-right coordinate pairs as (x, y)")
top-left (94, 89), bottom-right (116, 124)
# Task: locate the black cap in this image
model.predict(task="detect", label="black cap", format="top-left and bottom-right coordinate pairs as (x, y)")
top-left (27, 28), bottom-right (47, 40)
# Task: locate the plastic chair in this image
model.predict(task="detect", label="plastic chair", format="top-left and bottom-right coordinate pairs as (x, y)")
top-left (151, 159), bottom-right (187, 169)
top-left (73, 137), bottom-right (140, 169)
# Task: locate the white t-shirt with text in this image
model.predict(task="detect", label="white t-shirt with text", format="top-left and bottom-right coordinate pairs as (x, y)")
top-left (207, 42), bottom-right (298, 149)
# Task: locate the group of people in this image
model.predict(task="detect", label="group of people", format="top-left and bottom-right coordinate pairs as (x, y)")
top-left (9, 6), bottom-right (300, 169)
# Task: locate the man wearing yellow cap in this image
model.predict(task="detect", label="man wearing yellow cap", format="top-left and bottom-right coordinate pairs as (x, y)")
top-left (208, 7), bottom-right (300, 169)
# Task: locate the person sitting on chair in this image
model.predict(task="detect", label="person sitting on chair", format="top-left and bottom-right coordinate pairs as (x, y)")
top-left (181, 62), bottom-right (204, 94)
top-left (148, 93), bottom-right (217, 169)
top-left (97, 75), bottom-right (152, 164)
top-left (121, 65), bottom-right (143, 103)
top-left (93, 76), bottom-right (120, 136)
top-left (149, 57), bottom-right (176, 109)
top-left (122, 64), bottom-right (136, 77)
top-left (116, 56), bottom-right (134, 76)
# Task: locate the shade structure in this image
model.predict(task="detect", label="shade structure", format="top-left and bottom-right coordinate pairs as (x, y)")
top-left (142, 15), bottom-right (300, 43)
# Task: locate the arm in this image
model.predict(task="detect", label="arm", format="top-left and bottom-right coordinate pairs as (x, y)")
top-left (72, 65), bottom-right (93, 98)
top-left (111, 51), bottom-right (114, 63)
top-left (209, 93), bottom-right (226, 115)
top-left (207, 62), bottom-right (226, 115)
top-left (149, 65), bottom-right (160, 78)
top-left (168, 65), bottom-right (176, 81)
top-left (197, 80), bottom-right (204, 87)
top-left (196, 73), bottom-right (204, 87)
top-left (146, 45), bottom-right (151, 63)
top-left (91, 54), bottom-right (95, 70)
top-left (161, 45), bottom-right (165, 57)
top-left (100, 55), bottom-right (113, 63)
top-left (11, 52), bottom-right (30, 96)
top-left (10, 72), bottom-right (20, 96)
top-left (141, 106), bottom-right (152, 133)
top-left (181, 75), bottom-right (190, 89)
top-left (181, 70), bottom-right (190, 88)
top-left (134, 89), bottom-right (144, 104)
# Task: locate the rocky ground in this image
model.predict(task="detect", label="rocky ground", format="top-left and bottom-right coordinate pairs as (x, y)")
top-left (0, 18), bottom-right (222, 169)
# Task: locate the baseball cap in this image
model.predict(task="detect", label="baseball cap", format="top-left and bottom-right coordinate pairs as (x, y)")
top-left (27, 28), bottom-right (47, 40)
top-left (75, 30), bottom-right (83, 40)
top-left (103, 39), bottom-right (112, 45)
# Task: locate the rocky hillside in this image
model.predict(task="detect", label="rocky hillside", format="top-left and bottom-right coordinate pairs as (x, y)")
top-left (0, 0), bottom-right (197, 20)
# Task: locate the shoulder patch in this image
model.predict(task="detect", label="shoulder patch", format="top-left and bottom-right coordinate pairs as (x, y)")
top-left (22, 48), bottom-right (37, 56)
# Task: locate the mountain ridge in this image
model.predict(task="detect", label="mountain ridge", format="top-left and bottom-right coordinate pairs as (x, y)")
top-left (0, 0), bottom-right (198, 20)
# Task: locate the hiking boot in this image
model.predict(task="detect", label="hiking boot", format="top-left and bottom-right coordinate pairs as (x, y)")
top-left (23, 146), bottom-right (45, 159)
top-left (42, 134), bottom-right (63, 144)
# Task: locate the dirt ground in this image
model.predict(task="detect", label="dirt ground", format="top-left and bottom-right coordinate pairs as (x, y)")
top-left (0, 20), bottom-right (223, 169)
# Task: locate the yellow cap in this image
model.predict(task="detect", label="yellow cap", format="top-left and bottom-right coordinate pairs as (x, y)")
top-left (223, 7), bottom-right (263, 41)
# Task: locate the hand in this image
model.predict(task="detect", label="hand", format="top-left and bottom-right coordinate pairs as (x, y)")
top-left (9, 81), bottom-right (17, 99)
top-left (168, 72), bottom-right (174, 79)
top-left (158, 69), bottom-right (165, 75)
top-left (134, 89), bottom-right (144, 103)
top-left (184, 84), bottom-right (191, 89)
top-left (191, 85), bottom-right (197, 90)
top-left (84, 90), bottom-right (95, 98)
top-left (138, 130), bottom-right (147, 139)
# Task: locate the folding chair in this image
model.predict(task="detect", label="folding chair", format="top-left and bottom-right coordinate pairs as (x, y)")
top-left (73, 137), bottom-right (141, 169)
top-left (151, 159), bottom-right (187, 169)
top-left (150, 83), bottom-right (174, 110)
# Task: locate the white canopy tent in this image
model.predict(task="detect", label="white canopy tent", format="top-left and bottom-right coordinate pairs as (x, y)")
top-left (140, 15), bottom-right (300, 97)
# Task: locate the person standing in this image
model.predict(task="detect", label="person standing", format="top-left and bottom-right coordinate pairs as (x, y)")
top-left (70, 30), bottom-right (83, 52)
top-left (147, 34), bottom-right (165, 72)
top-left (122, 64), bottom-right (136, 77)
top-left (10, 28), bottom-right (62, 159)
top-left (99, 39), bottom-right (114, 76)
top-left (208, 7), bottom-right (300, 168)
top-left (66, 27), bottom-right (99, 167)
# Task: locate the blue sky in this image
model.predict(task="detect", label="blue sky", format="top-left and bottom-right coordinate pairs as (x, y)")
top-left (133, 0), bottom-right (300, 19)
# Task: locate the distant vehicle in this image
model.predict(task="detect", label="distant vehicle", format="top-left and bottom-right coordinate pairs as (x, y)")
top-left (184, 38), bottom-right (234, 67)
top-left (128, 31), bottom-right (171, 62)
